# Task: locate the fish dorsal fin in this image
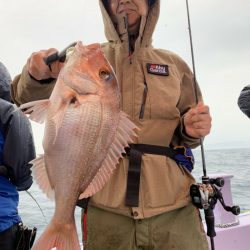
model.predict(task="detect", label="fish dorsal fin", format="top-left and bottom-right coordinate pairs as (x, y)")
top-left (20, 99), bottom-right (50, 123)
top-left (79, 111), bottom-right (138, 199)
top-left (31, 154), bottom-right (55, 200)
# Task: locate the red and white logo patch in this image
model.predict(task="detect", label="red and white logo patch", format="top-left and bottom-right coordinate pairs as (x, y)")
top-left (146, 63), bottom-right (169, 76)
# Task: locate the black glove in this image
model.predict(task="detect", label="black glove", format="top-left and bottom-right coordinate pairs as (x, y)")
top-left (0, 165), bottom-right (8, 177)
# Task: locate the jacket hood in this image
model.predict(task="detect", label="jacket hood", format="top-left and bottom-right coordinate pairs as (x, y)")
top-left (99, 0), bottom-right (160, 47)
top-left (0, 62), bottom-right (12, 102)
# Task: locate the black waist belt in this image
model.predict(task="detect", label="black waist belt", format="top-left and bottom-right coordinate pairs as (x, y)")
top-left (125, 144), bottom-right (177, 207)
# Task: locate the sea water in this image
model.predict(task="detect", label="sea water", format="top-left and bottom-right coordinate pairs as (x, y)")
top-left (18, 147), bottom-right (250, 240)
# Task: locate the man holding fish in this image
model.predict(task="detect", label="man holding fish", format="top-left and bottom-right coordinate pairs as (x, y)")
top-left (11, 0), bottom-right (211, 249)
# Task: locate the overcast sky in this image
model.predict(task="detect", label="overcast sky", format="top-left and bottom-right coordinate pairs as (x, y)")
top-left (0, 0), bottom-right (250, 151)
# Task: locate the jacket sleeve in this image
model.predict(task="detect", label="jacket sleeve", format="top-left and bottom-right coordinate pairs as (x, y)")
top-left (172, 55), bottom-right (203, 148)
top-left (238, 85), bottom-right (250, 118)
top-left (2, 104), bottom-right (36, 191)
top-left (11, 65), bottom-right (56, 106)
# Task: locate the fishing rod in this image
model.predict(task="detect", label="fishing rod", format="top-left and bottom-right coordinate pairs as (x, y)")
top-left (185, 0), bottom-right (207, 177)
top-left (185, 0), bottom-right (216, 247)
top-left (25, 190), bottom-right (48, 225)
top-left (185, 1), bottom-right (240, 250)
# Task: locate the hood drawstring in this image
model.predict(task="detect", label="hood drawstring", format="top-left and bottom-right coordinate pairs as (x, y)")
top-left (123, 15), bottom-right (132, 64)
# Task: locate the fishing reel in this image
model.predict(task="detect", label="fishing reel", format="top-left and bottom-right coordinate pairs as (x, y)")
top-left (190, 176), bottom-right (240, 240)
top-left (190, 176), bottom-right (240, 215)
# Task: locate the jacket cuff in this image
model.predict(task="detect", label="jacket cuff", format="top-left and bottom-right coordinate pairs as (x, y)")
top-left (179, 116), bottom-right (200, 148)
top-left (29, 73), bottom-right (56, 84)
top-left (16, 175), bottom-right (33, 191)
top-left (11, 66), bottom-right (55, 106)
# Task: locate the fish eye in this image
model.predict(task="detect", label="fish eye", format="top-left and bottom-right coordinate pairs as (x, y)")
top-left (99, 69), bottom-right (112, 81)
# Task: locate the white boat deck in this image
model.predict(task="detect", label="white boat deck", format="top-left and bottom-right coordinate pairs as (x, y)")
top-left (206, 212), bottom-right (250, 250)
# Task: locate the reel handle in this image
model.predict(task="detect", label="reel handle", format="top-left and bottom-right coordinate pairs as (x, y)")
top-left (204, 208), bottom-right (216, 238)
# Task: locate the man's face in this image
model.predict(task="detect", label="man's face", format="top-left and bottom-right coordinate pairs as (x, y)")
top-left (108, 0), bottom-right (148, 34)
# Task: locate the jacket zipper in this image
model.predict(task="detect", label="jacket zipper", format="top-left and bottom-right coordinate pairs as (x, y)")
top-left (139, 81), bottom-right (148, 119)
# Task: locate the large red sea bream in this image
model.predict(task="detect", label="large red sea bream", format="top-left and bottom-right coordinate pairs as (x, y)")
top-left (20, 42), bottom-right (137, 250)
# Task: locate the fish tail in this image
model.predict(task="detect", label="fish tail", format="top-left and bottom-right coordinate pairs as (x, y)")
top-left (32, 218), bottom-right (80, 250)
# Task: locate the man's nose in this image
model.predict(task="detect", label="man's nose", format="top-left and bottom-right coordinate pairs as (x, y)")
top-left (119, 0), bottom-right (132, 4)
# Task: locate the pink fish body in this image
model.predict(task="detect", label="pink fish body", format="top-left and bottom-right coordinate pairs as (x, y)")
top-left (21, 42), bottom-right (137, 250)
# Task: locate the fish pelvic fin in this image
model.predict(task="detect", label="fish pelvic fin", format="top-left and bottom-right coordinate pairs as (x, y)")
top-left (31, 155), bottom-right (55, 200)
top-left (32, 217), bottom-right (80, 250)
top-left (79, 111), bottom-right (138, 198)
top-left (19, 99), bottom-right (50, 123)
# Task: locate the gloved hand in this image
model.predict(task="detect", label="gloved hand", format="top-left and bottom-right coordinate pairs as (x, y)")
top-left (0, 163), bottom-right (33, 191)
top-left (0, 165), bottom-right (8, 177)
top-left (27, 48), bottom-right (64, 80)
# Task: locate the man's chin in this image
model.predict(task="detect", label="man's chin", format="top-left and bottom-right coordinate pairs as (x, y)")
top-left (127, 18), bottom-right (141, 34)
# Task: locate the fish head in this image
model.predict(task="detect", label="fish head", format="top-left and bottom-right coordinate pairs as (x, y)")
top-left (60, 41), bottom-right (120, 102)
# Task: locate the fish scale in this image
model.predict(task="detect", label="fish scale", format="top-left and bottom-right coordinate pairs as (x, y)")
top-left (45, 103), bottom-right (105, 195)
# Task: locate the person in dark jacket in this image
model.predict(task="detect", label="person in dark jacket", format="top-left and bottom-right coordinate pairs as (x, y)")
top-left (0, 62), bottom-right (36, 250)
top-left (238, 85), bottom-right (250, 118)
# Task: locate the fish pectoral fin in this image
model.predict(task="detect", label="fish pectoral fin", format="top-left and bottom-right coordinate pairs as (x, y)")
top-left (20, 99), bottom-right (50, 123)
top-left (31, 154), bottom-right (55, 200)
top-left (79, 111), bottom-right (138, 199)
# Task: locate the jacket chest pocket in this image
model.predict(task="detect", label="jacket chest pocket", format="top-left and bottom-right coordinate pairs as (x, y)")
top-left (134, 64), bottom-right (181, 120)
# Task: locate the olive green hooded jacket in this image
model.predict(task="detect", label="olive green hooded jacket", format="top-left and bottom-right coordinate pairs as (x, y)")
top-left (11, 0), bottom-right (202, 219)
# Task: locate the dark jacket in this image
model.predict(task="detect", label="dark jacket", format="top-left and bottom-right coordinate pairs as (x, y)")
top-left (238, 85), bottom-right (250, 118)
top-left (0, 99), bottom-right (36, 190)
top-left (0, 62), bottom-right (12, 102)
top-left (0, 62), bottom-right (36, 191)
